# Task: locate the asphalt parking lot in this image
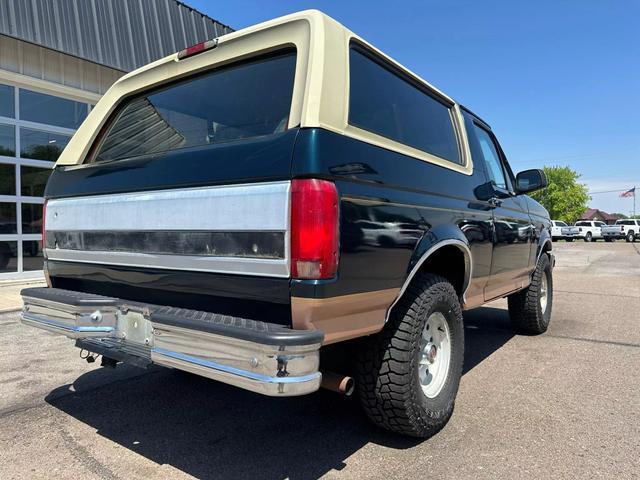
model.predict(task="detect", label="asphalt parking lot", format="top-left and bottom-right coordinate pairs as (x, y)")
top-left (1, 241), bottom-right (639, 479)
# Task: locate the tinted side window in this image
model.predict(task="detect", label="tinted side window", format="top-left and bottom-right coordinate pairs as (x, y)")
top-left (92, 50), bottom-right (296, 163)
top-left (472, 124), bottom-right (507, 189)
top-left (349, 47), bottom-right (460, 164)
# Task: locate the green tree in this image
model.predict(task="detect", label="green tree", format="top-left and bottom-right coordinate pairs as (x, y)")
top-left (529, 166), bottom-right (590, 224)
top-left (21, 145), bottom-right (63, 162)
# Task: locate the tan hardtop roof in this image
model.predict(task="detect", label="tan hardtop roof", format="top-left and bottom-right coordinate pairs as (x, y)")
top-left (56, 9), bottom-right (472, 174)
top-left (115, 9), bottom-right (456, 104)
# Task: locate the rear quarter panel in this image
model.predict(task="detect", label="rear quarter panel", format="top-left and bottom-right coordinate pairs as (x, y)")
top-left (290, 128), bottom-right (493, 342)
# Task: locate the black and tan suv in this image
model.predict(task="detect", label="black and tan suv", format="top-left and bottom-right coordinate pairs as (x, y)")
top-left (21, 10), bottom-right (553, 438)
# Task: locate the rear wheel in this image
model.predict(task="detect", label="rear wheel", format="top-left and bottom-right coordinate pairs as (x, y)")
top-left (605, 237), bottom-right (612, 242)
top-left (584, 232), bottom-right (593, 242)
top-left (357, 274), bottom-right (464, 438)
top-left (565, 238), bottom-right (574, 242)
top-left (627, 231), bottom-right (635, 243)
top-left (508, 253), bottom-right (553, 335)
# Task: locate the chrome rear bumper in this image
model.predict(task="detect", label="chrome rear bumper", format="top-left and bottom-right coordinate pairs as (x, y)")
top-left (21, 287), bottom-right (323, 396)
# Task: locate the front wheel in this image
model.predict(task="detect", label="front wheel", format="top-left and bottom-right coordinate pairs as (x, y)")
top-left (508, 253), bottom-right (553, 335)
top-left (357, 274), bottom-right (464, 438)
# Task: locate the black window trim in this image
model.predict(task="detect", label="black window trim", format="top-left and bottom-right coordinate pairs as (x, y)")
top-left (347, 40), bottom-right (465, 166)
top-left (85, 46), bottom-right (298, 165)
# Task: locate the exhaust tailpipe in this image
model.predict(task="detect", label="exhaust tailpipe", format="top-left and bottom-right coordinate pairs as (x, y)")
top-left (320, 371), bottom-right (355, 396)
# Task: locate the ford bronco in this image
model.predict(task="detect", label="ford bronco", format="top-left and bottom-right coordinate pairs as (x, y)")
top-left (21, 10), bottom-right (553, 438)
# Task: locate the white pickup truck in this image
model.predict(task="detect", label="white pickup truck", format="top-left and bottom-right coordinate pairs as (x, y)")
top-left (551, 220), bottom-right (574, 241)
top-left (601, 219), bottom-right (640, 242)
top-left (565, 220), bottom-right (605, 242)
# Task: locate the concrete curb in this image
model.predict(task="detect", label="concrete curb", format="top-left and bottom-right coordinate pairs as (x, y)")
top-left (0, 308), bottom-right (21, 314)
top-left (0, 281), bottom-right (46, 314)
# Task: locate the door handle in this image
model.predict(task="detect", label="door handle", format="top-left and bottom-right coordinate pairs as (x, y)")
top-left (488, 197), bottom-right (503, 208)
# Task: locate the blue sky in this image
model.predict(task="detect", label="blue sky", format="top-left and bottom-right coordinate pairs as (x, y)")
top-left (191, 0), bottom-right (640, 215)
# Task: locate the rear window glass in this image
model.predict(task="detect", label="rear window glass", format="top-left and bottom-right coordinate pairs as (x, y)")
top-left (617, 220), bottom-right (633, 225)
top-left (575, 221), bottom-right (591, 226)
top-left (348, 46), bottom-right (460, 164)
top-left (92, 50), bottom-right (296, 163)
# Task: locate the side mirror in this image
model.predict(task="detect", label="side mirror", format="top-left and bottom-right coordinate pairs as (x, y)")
top-left (515, 169), bottom-right (547, 194)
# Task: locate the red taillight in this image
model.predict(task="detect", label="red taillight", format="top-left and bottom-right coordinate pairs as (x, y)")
top-left (41, 200), bottom-right (47, 246)
top-left (177, 39), bottom-right (218, 60)
top-left (290, 179), bottom-right (339, 279)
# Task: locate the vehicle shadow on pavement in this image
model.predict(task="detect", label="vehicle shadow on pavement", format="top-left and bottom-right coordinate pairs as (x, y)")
top-left (45, 306), bottom-right (514, 480)
top-left (462, 306), bottom-right (514, 374)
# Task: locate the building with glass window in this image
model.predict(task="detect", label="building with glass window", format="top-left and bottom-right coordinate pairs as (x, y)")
top-left (0, 0), bottom-right (231, 280)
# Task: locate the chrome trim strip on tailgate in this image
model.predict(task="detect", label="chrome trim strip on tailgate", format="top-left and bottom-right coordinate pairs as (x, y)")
top-left (46, 249), bottom-right (289, 277)
top-left (45, 181), bottom-right (291, 277)
top-left (46, 181), bottom-right (291, 231)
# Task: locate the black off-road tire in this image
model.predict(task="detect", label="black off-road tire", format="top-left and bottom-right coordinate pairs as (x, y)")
top-left (356, 274), bottom-right (464, 438)
top-left (507, 253), bottom-right (553, 335)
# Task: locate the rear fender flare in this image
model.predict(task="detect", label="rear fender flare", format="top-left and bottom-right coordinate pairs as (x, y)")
top-left (385, 226), bottom-right (472, 323)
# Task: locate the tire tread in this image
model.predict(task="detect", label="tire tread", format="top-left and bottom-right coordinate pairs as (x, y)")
top-left (357, 274), bottom-right (463, 437)
top-left (508, 253), bottom-right (552, 335)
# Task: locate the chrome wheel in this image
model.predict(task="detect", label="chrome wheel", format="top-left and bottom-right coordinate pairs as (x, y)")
top-left (418, 312), bottom-right (451, 398)
top-left (540, 274), bottom-right (548, 314)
